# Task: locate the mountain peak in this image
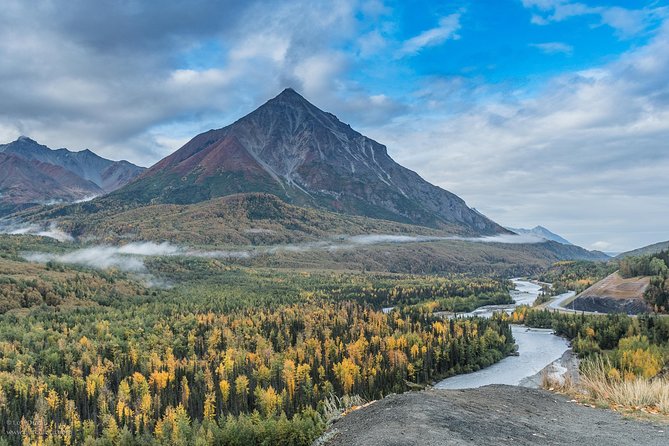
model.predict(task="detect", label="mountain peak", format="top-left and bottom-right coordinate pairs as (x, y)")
top-left (112, 90), bottom-right (507, 235)
top-left (12, 136), bottom-right (42, 147)
top-left (277, 87), bottom-right (301, 97)
top-left (269, 87), bottom-right (313, 107)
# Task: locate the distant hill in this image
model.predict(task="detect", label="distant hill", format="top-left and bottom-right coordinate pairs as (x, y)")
top-left (617, 240), bottom-right (669, 258)
top-left (15, 192), bottom-right (608, 276)
top-left (0, 137), bottom-right (145, 214)
top-left (507, 226), bottom-right (573, 245)
top-left (109, 88), bottom-right (505, 235)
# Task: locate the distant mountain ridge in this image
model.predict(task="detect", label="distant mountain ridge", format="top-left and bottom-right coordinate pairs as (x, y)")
top-left (0, 137), bottom-right (145, 214)
top-left (507, 226), bottom-right (573, 245)
top-left (617, 240), bottom-right (669, 258)
top-left (111, 88), bottom-right (506, 235)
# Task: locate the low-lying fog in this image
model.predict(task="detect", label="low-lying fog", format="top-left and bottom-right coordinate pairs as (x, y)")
top-left (2, 222), bottom-right (546, 279)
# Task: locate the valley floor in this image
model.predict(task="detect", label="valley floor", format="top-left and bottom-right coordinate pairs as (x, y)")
top-left (320, 385), bottom-right (668, 446)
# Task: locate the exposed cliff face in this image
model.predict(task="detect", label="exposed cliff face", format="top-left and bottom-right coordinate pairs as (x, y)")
top-left (115, 88), bottom-right (507, 235)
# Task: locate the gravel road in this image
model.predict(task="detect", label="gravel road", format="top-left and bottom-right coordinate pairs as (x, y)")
top-left (320, 385), bottom-right (668, 446)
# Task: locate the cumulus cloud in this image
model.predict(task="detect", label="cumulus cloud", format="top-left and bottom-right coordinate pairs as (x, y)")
top-left (0, 0), bottom-right (398, 165)
top-left (367, 19), bottom-right (669, 252)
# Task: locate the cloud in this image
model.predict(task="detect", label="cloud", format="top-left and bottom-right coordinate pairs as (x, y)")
top-left (0, 0), bottom-right (391, 165)
top-left (22, 242), bottom-right (252, 273)
top-left (590, 241), bottom-right (612, 251)
top-left (397, 13), bottom-right (461, 56)
top-left (368, 19), bottom-right (669, 252)
top-left (529, 42), bottom-right (573, 55)
top-left (345, 234), bottom-right (545, 245)
top-left (465, 234), bottom-right (546, 244)
top-left (0, 222), bottom-right (73, 242)
top-left (521, 1), bottom-right (667, 37)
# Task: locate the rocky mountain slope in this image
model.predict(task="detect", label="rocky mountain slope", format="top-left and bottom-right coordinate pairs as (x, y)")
top-left (0, 153), bottom-right (103, 212)
top-left (111, 88), bottom-right (506, 235)
top-left (0, 137), bottom-right (145, 214)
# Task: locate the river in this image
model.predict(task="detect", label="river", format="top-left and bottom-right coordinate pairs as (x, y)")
top-left (435, 278), bottom-right (570, 390)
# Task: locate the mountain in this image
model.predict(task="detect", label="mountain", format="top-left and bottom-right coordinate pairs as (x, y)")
top-left (11, 89), bottom-right (608, 272)
top-left (111, 88), bottom-right (506, 235)
top-left (507, 226), bottom-right (573, 245)
top-left (0, 137), bottom-right (145, 192)
top-left (0, 153), bottom-right (103, 212)
top-left (617, 240), bottom-right (669, 258)
top-left (0, 137), bottom-right (145, 214)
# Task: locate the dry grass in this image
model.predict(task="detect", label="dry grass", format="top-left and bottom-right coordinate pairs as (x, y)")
top-left (544, 356), bottom-right (669, 416)
top-left (322, 394), bottom-right (368, 424)
top-left (541, 369), bottom-right (578, 397)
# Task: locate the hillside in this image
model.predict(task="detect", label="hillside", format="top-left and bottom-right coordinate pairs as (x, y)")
top-left (46, 193), bottom-right (449, 245)
top-left (15, 193), bottom-right (609, 275)
top-left (0, 137), bottom-right (145, 214)
top-left (252, 238), bottom-right (609, 276)
top-left (322, 385), bottom-right (668, 446)
top-left (108, 89), bottom-right (505, 234)
top-left (569, 272), bottom-right (652, 314)
top-left (618, 240), bottom-right (669, 258)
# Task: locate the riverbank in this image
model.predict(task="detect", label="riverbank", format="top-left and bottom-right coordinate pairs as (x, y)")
top-left (435, 326), bottom-right (569, 389)
top-left (519, 348), bottom-right (580, 388)
top-left (434, 278), bottom-right (572, 389)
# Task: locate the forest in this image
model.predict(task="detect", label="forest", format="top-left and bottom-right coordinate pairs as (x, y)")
top-left (512, 307), bottom-right (669, 379)
top-left (536, 260), bottom-right (615, 297)
top-left (0, 237), bottom-right (516, 445)
top-left (535, 254), bottom-right (669, 313)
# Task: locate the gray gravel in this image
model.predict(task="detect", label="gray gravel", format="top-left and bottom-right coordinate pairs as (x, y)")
top-left (321, 385), bottom-right (668, 446)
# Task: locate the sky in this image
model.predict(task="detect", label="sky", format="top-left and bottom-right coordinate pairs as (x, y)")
top-left (0, 0), bottom-right (667, 252)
